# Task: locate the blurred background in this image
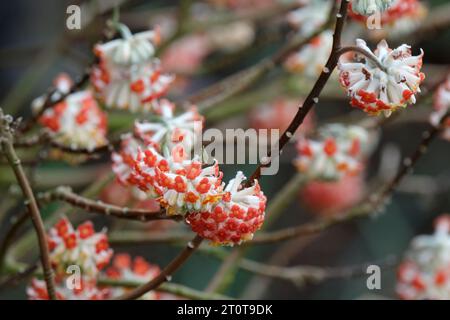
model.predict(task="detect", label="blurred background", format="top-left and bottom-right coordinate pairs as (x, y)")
top-left (0, 0), bottom-right (449, 300)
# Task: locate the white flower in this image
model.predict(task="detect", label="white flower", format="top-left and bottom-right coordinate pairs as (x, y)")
top-left (294, 124), bottom-right (370, 181)
top-left (351, 0), bottom-right (394, 16)
top-left (94, 25), bottom-right (160, 66)
top-left (285, 30), bottom-right (333, 77)
top-left (34, 74), bottom-right (108, 151)
top-left (338, 39), bottom-right (425, 117)
top-left (397, 215), bottom-right (450, 300)
top-left (287, 0), bottom-right (330, 37)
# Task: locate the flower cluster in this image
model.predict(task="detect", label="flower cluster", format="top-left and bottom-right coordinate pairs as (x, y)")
top-left (285, 30), bottom-right (333, 77)
top-left (117, 141), bottom-right (267, 245)
top-left (431, 75), bottom-right (450, 141)
top-left (91, 25), bottom-right (174, 112)
top-left (351, 0), bottom-right (394, 16)
top-left (338, 39), bottom-right (425, 117)
top-left (27, 218), bottom-right (165, 300)
top-left (350, 0), bottom-right (427, 38)
top-left (397, 215), bottom-right (450, 300)
top-left (104, 254), bottom-right (161, 300)
top-left (294, 124), bottom-right (370, 181)
top-left (33, 73), bottom-right (108, 152)
top-left (186, 171), bottom-right (266, 246)
top-left (46, 218), bottom-right (113, 277)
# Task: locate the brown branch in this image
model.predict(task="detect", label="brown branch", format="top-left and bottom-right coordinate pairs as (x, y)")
top-left (114, 235), bottom-right (203, 300)
top-left (0, 111), bottom-right (56, 299)
top-left (247, 0), bottom-right (350, 184)
top-left (40, 186), bottom-right (181, 222)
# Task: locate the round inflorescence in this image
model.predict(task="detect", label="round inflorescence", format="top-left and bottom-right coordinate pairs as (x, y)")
top-left (33, 73), bottom-right (108, 152)
top-left (91, 26), bottom-right (174, 112)
top-left (46, 217), bottom-right (113, 277)
top-left (397, 215), bottom-right (450, 300)
top-left (294, 124), bottom-right (370, 181)
top-left (338, 39), bottom-right (425, 117)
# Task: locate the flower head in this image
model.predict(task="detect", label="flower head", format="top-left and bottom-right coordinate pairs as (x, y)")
top-left (186, 171), bottom-right (266, 246)
top-left (33, 74), bottom-right (108, 151)
top-left (134, 148), bottom-right (224, 216)
top-left (351, 0), bottom-right (394, 16)
top-left (338, 39), bottom-right (425, 117)
top-left (430, 75), bottom-right (450, 141)
top-left (91, 25), bottom-right (173, 113)
top-left (104, 254), bottom-right (161, 300)
top-left (397, 215), bottom-right (450, 300)
top-left (47, 218), bottom-right (113, 277)
top-left (349, 0), bottom-right (427, 39)
top-left (294, 124), bottom-right (370, 181)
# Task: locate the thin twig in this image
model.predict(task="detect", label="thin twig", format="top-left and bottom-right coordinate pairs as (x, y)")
top-left (114, 235), bottom-right (203, 300)
top-left (247, 0), bottom-right (350, 184)
top-left (40, 186), bottom-right (180, 222)
top-left (0, 111), bottom-right (56, 299)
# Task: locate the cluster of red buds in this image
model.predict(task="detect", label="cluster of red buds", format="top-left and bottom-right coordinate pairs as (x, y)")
top-left (27, 218), bottom-right (163, 300)
top-left (294, 124), bottom-right (370, 181)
